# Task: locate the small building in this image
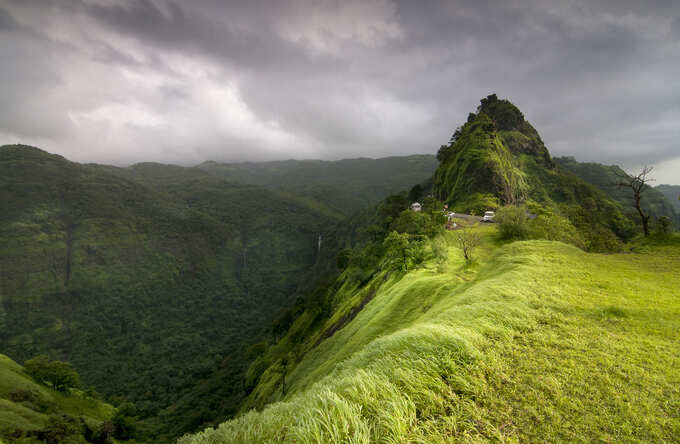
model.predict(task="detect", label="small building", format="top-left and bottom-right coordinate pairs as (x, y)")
top-left (410, 202), bottom-right (422, 212)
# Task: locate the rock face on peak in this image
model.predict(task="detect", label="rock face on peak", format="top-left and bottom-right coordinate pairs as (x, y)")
top-left (477, 94), bottom-right (552, 164)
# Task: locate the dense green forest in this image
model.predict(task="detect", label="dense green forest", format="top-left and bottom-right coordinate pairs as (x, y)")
top-left (0, 146), bottom-right (434, 441)
top-left (182, 95), bottom-right (679, 443)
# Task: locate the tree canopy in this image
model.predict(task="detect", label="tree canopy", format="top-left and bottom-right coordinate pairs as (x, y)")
top-left (24, 355), bottom-right (80, 392)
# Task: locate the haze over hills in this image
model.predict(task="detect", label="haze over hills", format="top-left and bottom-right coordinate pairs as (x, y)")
top-left (196, 155), bottom-right (439, 218)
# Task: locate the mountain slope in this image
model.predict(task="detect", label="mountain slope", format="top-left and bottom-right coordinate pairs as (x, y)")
top-left (554, 157), bottom-right (679, 228)
top-left (197, 155), bottom-right (438, 217)
top-left (0, 353), bottom-right (114, 442)
top-left (0, 144), bottom-right (337, 439)
top-left (181, 229), bottom-right (680, 442)
top-left (656, 184), bottom-right (680, 213)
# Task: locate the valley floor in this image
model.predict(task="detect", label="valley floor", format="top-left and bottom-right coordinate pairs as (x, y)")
top-left (181, 228), bottom-right (680, 443)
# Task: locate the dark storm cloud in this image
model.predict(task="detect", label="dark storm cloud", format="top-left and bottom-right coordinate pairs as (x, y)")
top-left (0, 0), bottom-right (678, 183)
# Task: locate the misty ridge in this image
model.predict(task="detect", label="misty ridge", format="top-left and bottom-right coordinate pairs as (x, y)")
top-left (1, 1), bottom-right (680, 443)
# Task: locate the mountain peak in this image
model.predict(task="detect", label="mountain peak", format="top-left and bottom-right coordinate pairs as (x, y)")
top-left (473, 94), bottom-right (551, 162)
top-left (476, 94), bottom-right (525, 130)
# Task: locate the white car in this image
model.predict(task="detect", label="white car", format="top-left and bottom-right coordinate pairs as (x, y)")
top-left (482, 211), bottom-right (495, 222)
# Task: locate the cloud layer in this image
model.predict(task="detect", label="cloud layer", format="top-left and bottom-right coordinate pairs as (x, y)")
top-left (0, 0), bottom-right (678, 183)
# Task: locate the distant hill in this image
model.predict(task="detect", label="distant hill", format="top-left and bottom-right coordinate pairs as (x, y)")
top-left (197, 155), bottom-right (438, 217)
top-left (554, 157), bottom-right (679, 228)
top-left (656, 184), bottom-right (680, 213)
top-left (0, 353), bottom-right (114, 442)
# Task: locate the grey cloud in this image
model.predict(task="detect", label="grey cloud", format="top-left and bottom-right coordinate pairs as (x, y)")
top-left (0, 0), bottom-right (678, 184)
top-left (0, 6), bottom-right (19, 30)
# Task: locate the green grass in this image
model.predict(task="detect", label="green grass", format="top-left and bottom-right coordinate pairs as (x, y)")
top-left (0, 353), bottom-right (114, 439)
top-left (180, 227), bottom-right (680, 443)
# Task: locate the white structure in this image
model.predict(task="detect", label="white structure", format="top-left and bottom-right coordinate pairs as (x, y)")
top-left (410, 202), bottom-right (422, 212)
top-left (482, 211), bottom-right (495, 222)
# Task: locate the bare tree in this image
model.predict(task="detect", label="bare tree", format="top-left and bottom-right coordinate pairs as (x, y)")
top-left (614, 166), bottom-right (654, 237)
top-left (455, 229), bottom-right (481, 262)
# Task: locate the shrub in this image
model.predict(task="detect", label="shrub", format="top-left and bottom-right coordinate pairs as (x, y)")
top-left (44, 414), bottom-right (87, 444)
top-left (112, 403), bottom-right (138, 440)
top-left (530, 213), bottom-right (585, 249)
top-left (431, 237), bottom-right (448, 266)
top-left (10, 389), bottom-right (37, 403)
top-left (583, 226), bottom-right (623, 253)
top-left (390, 210), bottom-right (431, 236)
top-left (495, 205), bottom-right (529, 240)
top-left (656, 216), bottom-right (672, 235)
top-left (454, 229), bottom-right (481, 262)
top-left (383, 231), bottom-right (427, 271)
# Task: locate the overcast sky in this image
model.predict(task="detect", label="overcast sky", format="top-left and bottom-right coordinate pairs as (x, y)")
top-left (0, 0), bottom-right (678, 183)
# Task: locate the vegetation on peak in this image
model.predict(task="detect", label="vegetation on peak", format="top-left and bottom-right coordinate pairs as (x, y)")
top-left (478, 94), bottom-right (551, 162)
top-left (434, 110), bottom-right (529, 211)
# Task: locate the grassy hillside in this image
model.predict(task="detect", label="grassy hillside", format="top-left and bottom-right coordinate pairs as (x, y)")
top-left (0, 144), bottom-right (339, 439)
top-left (0, 353), bottom-right (114, 442)
top-left (555, 157), bottom-right (679, 228)
top-left (181, 225), bottom-right (680, 442)
top-left (657, 184), bottom-right (680, 213)
top-left (197, 155), bottom-right (438, 217)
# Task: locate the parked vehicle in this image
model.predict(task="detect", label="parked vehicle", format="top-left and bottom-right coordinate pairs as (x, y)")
top-left (482, 211), bottom-right (495, 222)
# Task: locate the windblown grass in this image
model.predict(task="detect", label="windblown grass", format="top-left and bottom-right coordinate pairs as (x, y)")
top-left (180, 228), bottom-right (680, 443)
